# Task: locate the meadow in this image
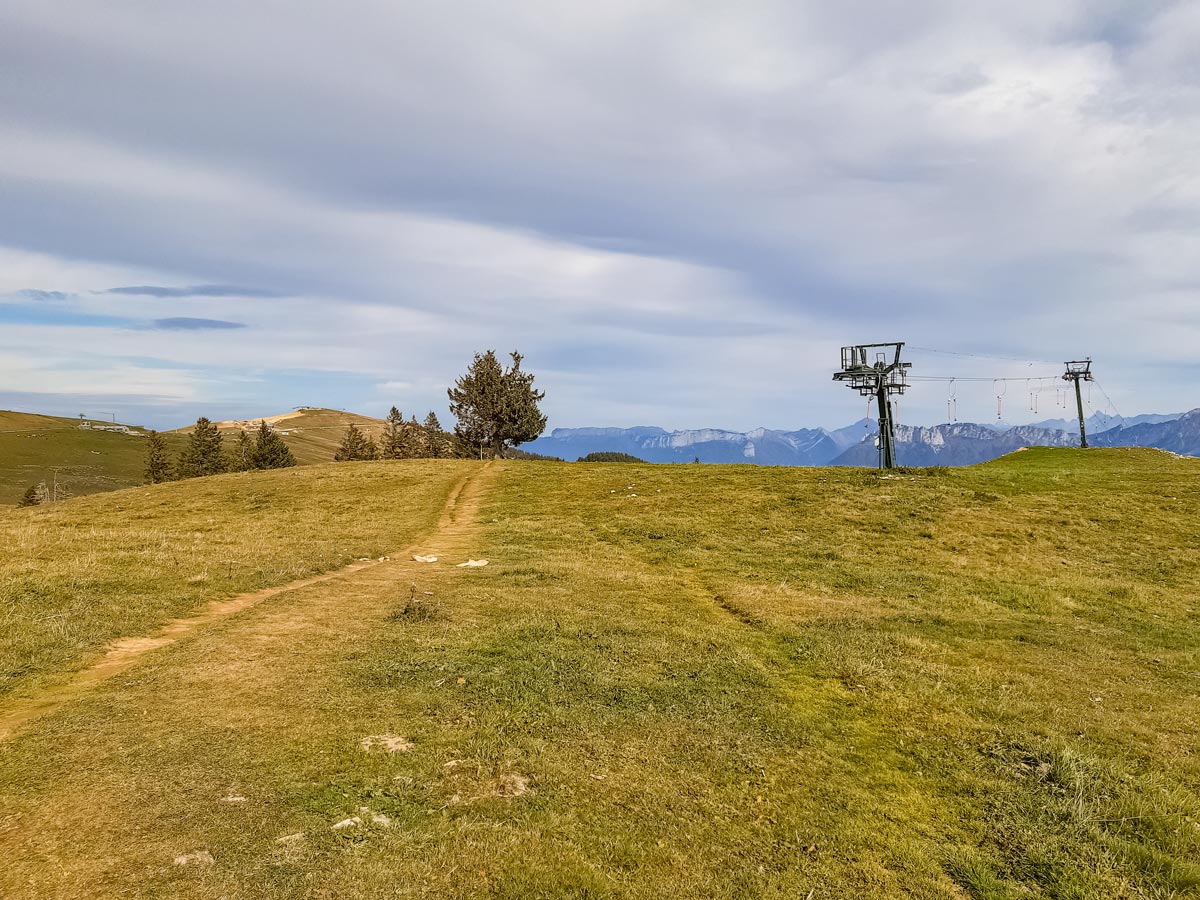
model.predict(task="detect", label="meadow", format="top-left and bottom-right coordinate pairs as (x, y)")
top-left (0, 410), bottom-right (187, 505)
top-left (0, 449), bottom-right (1196, 898)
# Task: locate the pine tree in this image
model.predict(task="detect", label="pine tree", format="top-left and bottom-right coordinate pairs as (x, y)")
top-left (422, 411), bottom-right (449, 458)
top-left (448, 350), bottom-right (503, 457)
top-left (229, 431), bottom-right (255, 472)
top-left (334, 423), bottom-right (378, 461)
top-left (379, 407), bottom-right (404, 459)
top-left (252, 421), bottom-right (297, 469)
top-left (176, 417), bottom-right (226, 478)
top-left (144, 430), bottom-right (174, 483)
top-left (447, 350), bottom-right (547, 458)
top-left (502, 351), bottom-right (548, 450)
top-left (408, 414), bottom-right (428, 458)
top-left (18, 484), bottom-right (42, 507)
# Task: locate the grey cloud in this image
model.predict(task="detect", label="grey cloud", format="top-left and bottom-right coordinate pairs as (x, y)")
top-left (109, 284), bottom-right (281, 298)
top-left (17, 289), bottom-right (71, 301)
top-left (151, 317), bottom-right (246, 330)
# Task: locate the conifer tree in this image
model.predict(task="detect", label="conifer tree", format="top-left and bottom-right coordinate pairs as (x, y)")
top-left (408, 414), bottom-right (428, 458)
top-left (423, 411), bottom-right (449, 458)
top-left (334, 423), bottom-right (378, 461)
top-left (176, 417), bottom-right (226, 478)
top-left (144, 430), bottom-right (175, 483)
top-left (229, 431), bottom-right (255, 472)
top-left (18, 484), bottom-right (42, 507)
top-left (379, 406), bottom-right (404, 459)
top-left (252, 421), bottom-right (297, 469)
top-left (447, 350), bottom-right (547, 458)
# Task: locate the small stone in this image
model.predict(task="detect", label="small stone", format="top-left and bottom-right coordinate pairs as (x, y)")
top-left (275, 832), bottom-right (305, 845)
top-left (331, 816), bottom-right (362, 830)
top-left (221, 795), bottom-right (247, 803)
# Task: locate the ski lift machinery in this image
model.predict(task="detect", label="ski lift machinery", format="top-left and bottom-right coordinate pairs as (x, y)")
top-left (833, 342), bottom-right (911, 469)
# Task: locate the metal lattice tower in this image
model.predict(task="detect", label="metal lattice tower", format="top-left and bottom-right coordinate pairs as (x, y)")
top-left (833, 342), bottom-right (911, 469)
top-left (1062, 358), bottom-right (1094, 448)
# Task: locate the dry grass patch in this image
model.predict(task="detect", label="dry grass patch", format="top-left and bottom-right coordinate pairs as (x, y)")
top-left (0, 460), bottom-right (473, 698)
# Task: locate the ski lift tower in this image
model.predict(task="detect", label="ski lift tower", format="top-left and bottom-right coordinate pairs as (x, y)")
top-left (1062, 358), bottom-right (1094, 448)
top-left (833, 342), bottom-right (911, 469)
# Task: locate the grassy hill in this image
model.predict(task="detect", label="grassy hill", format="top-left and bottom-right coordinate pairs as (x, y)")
top-left (0, 410), bottom-right (188, 506)
top-left (172, 407), bottom-right (389, 466)
top-left (0, 407), bottom-right (390, 505)
top-left (0, 449), bottom-right (1197, 898)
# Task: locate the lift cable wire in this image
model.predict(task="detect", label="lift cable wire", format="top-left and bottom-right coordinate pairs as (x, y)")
top-left (907, 376), bottom-right (1060, 384)
top-left (905, 346), bottom-right (1062, 366)
top-left (1092, 380), bottom-right (1124, 420)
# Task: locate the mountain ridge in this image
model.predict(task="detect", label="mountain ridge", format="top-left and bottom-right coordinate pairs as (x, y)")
top-left (528, 410), bottom-right (1200, 466)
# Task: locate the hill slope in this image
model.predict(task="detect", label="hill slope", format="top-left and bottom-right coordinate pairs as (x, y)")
top-left (0, 410), bottom-right (186, 505)
top-left (1, 449), bottom-right (1196, 897)
top-left (173, 407), bottom-right (389, 465)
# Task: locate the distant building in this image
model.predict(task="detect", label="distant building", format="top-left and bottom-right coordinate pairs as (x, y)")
top-left (78, 422), bottom-right (134, 434)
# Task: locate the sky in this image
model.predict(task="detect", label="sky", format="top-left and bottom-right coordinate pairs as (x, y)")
top-left (1, 0), bottom-right (1197, 432)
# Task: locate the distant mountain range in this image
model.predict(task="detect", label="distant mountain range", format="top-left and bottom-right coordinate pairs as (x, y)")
top-left (525, 410), bottom-right (1200, 467)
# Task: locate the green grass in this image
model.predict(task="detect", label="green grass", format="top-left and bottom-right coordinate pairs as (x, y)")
top-left (0, 448), bottom-right (1197, 898)
top-left (0, 409), bottom-right (187, 505)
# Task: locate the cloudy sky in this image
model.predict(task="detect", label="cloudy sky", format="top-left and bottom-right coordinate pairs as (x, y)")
top-left (1, 1), bottom-right (1197, 431)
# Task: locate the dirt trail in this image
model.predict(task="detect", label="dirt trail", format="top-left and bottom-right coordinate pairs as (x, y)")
top-left (0, 462), bottom-right (496, 742)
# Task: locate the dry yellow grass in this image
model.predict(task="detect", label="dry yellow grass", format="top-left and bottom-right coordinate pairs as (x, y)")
top-left (0, 460), bottom-right (475, 700)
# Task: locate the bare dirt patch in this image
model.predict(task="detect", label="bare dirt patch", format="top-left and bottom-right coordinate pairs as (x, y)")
top-left (359, 734), bottom-right (414, 754)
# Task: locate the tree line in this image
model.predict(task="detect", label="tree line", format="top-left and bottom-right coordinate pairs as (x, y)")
top-left (144, 419), bottom-right (296, 485)
top-left (335, 350), bottom-right (548, 462)
top-left (137, 350), bottom-right (545, 488)
top-left (333, 409), bottom-right (454, 461)
top-left (17, 350), bottom-right (551, 506)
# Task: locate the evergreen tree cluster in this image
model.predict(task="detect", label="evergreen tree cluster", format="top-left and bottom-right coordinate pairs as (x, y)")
top-left (146, 419), bottom-right (296, 484)
top-left (579, 451), bottom-right (644, 463)
top-left (136, 349), bottom-right (547, 484)
top-left (334, 409), bottom-right (454, 463)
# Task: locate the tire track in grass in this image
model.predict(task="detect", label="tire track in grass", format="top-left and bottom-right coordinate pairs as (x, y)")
top-left (0, 462), bottom-right (496, 742)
